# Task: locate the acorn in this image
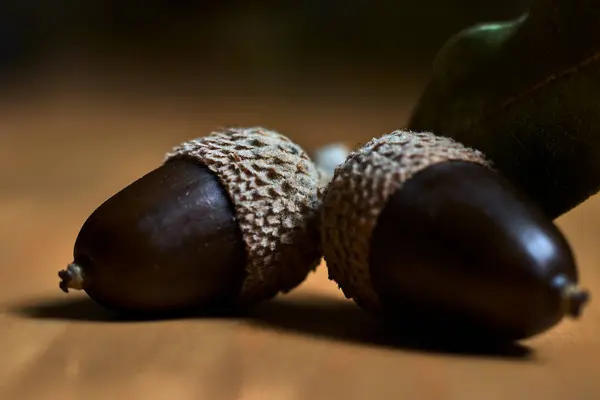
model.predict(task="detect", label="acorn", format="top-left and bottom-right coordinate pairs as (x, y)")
top-left (321, 130), bottom-right (590, 341)
top-left (58, 127), bottom-right (324, 316)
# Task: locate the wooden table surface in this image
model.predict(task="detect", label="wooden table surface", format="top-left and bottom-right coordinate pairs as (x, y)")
top-left (1, 80), bottom-right (599, 400)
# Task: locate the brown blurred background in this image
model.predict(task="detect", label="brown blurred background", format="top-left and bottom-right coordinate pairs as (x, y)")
top-left (1, 1), bottom-right (530, 73)
top-left (0, 1), bottom-right (533, 153)
top-left (1, 1), bottom-right (531, 104)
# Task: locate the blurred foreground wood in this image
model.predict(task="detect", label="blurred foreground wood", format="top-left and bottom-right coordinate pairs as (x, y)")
top-left (0, 80), bottom-right (599, 400)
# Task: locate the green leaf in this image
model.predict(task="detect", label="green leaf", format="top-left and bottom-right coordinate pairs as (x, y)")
top-left (408, 1), bottom-right (600, 219)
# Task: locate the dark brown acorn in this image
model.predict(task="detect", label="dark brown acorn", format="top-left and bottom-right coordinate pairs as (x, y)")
top-left (58, 127), bottom-right (324, 316)
top-left (320, 130), bottom-right (590, 341)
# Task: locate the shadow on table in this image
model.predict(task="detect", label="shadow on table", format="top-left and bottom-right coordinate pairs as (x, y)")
top-left (8, 293), bottom-right (534, 359)
top-left (7, 295), bottom-right (243, 323)
top-left (248, 293), bottom-right (534, 360)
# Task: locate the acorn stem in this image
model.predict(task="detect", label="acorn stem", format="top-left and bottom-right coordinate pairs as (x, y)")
top-left (562, 284), bottom-right (590, 319)
top-left (311, 143), bottom-right (351, 185)
top-left (58, 263), bottom-right (85, 293)
top-left (552, 273), bottom-right (590, 318)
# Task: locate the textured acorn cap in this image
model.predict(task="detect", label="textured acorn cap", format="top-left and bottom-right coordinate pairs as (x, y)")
top-left (165, 127), bottom-right (324, 304)
top-left (320, 130), bottom-right (491, 312)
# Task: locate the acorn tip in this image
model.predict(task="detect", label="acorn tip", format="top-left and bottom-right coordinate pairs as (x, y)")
top-left (565, 287), bottom-right (590, 318)
top-left (58, 263), bottom-right (85, 293)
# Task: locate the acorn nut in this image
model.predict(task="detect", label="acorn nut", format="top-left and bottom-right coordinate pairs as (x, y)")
top-left (321, 130), bottom-right (590, 341)
top-left (58, 127), bottom-right (324, 316)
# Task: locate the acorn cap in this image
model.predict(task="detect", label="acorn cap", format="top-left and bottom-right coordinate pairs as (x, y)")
top-left (165, 127), bottom-right (324, 304)
top-left (320, 130), bottom-right (491, 312)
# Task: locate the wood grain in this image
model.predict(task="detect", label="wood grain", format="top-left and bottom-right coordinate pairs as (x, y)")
top-left (1, 81), bottom-right (599, 400)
